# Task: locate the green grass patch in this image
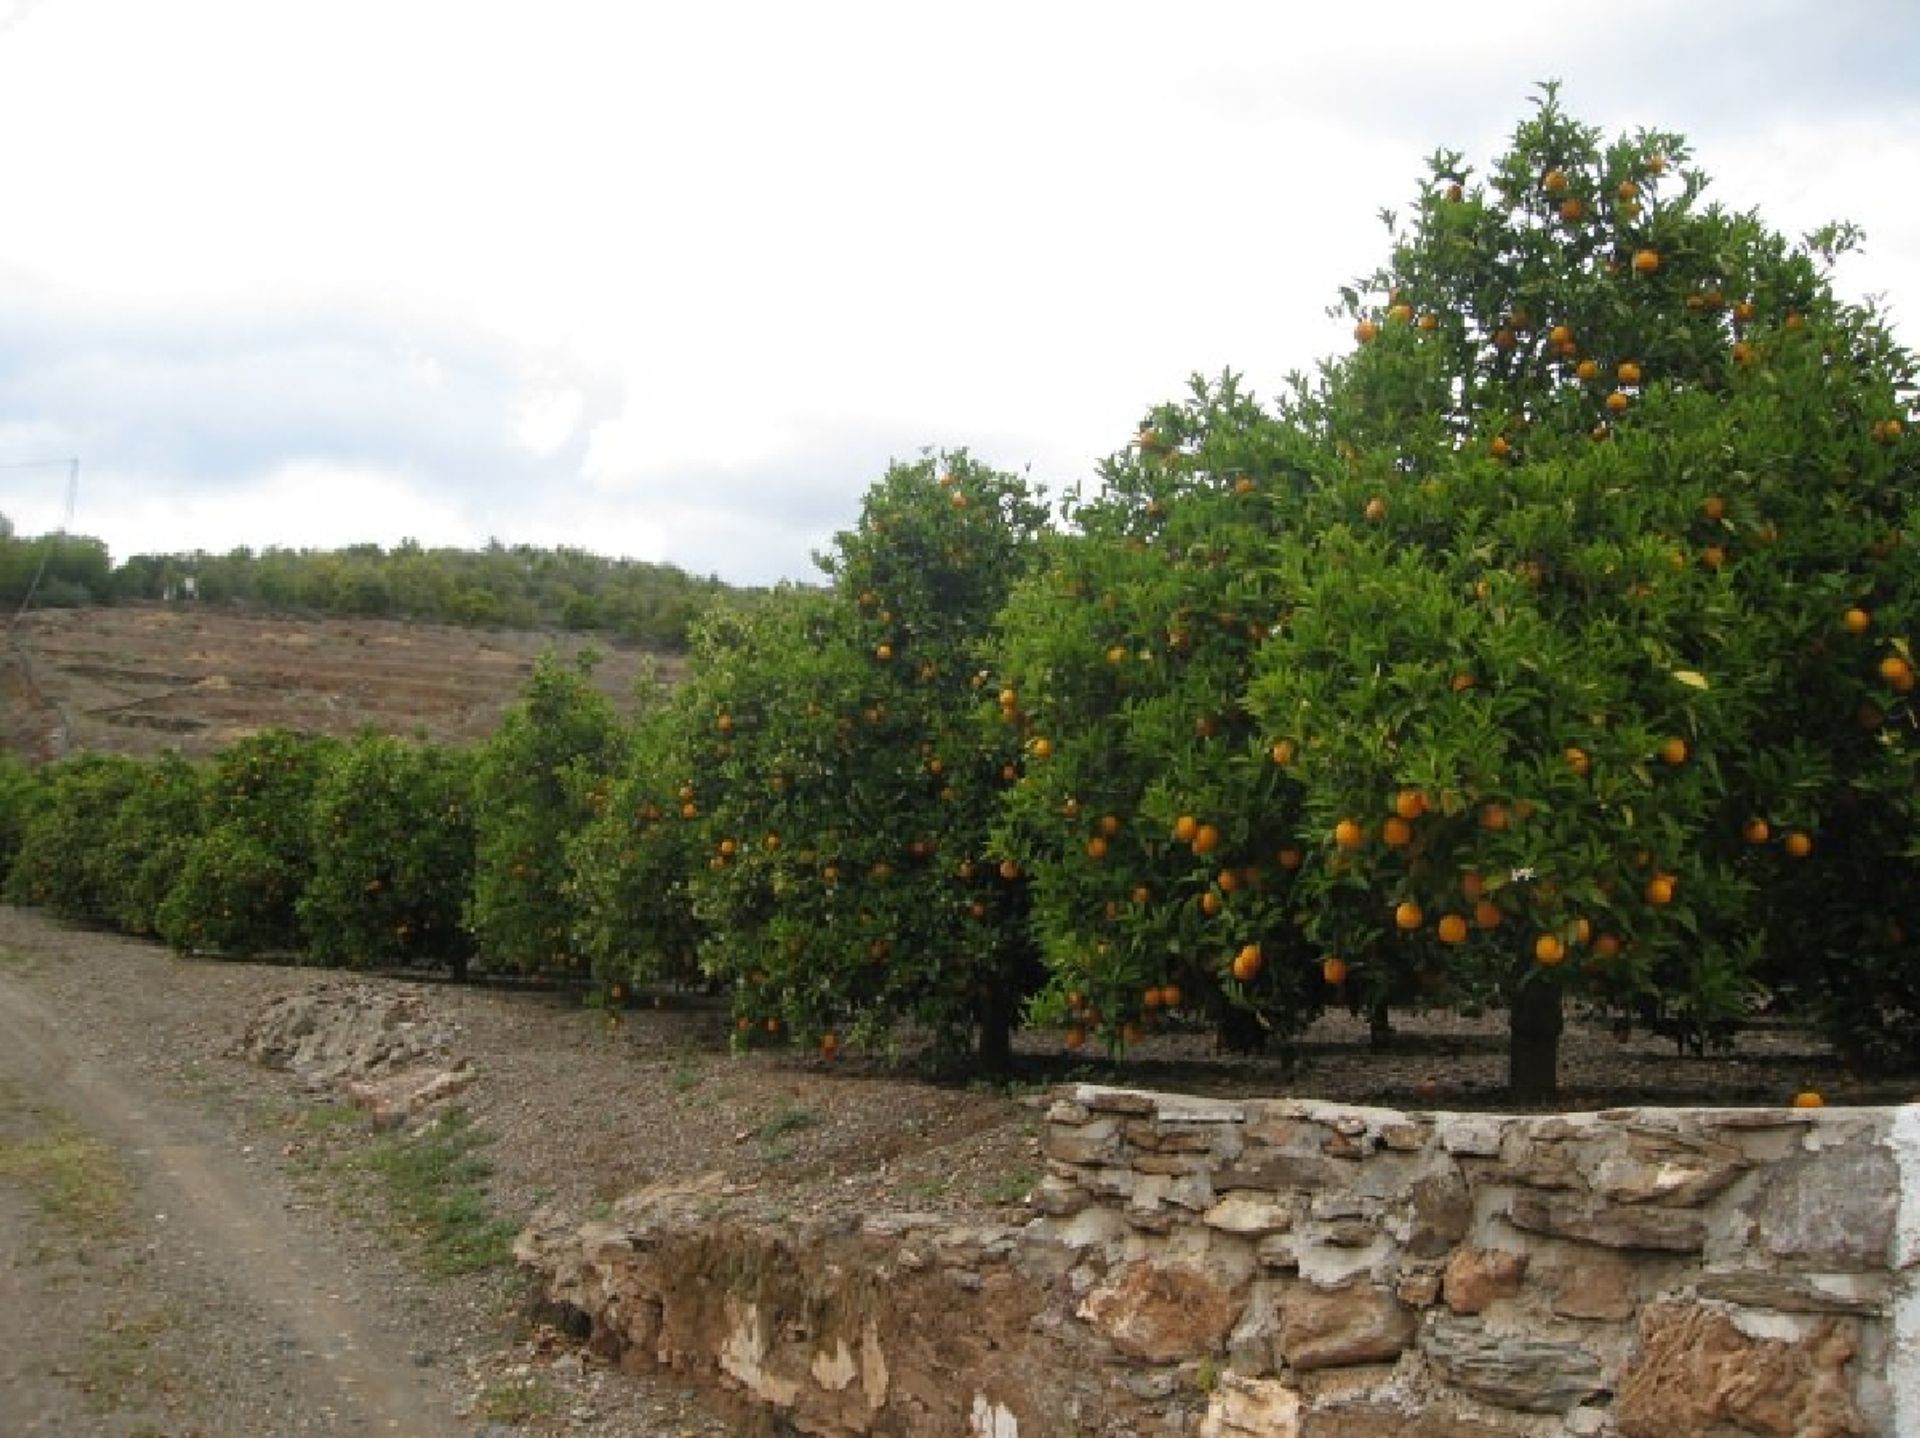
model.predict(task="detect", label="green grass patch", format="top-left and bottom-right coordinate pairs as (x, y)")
top-left (981, 1166), bottom-right (1038, 1206)
top-left (0, 1093), bottom-right (129, 1235)
top-left (359, 1108), bottom-right (517, 1276)
top-left (755, 1103), bottom-right (819, 1143)
top-left (78, 1309), bottom-right (182, 1414)
top-left (475, 1373), bottom-right (562, 1424)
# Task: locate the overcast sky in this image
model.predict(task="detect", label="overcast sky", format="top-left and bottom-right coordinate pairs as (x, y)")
top-left (0, 1), bottom-right (1915, 584)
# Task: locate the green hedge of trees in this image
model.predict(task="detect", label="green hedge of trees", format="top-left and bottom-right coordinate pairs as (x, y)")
top-left (0, 532), bottom-right (739, 649)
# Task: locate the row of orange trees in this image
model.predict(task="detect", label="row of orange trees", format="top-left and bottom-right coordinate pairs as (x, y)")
top-left (1, 90), bottom-right (1915, 1097)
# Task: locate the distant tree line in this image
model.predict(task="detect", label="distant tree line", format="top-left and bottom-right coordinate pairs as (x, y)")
top-left (0, 525), bottom-right (741, 649)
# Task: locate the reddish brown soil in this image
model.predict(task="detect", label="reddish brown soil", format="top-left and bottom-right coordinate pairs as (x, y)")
top-left (1, 604), bottom-right (680, 761)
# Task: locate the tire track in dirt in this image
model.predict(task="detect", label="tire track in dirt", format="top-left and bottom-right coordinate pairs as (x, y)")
top-left (0, 969), bottom-right (460, 1437)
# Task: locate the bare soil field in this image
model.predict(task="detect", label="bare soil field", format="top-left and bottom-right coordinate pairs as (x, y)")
top-left (1, 604), bottom-right (679, 761)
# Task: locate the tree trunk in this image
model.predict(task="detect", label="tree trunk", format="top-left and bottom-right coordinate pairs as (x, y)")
top-left (1215, 1003), bottom-right (1268, 1055)
top-left (975, 988), bottom-right (1014, 1075)
top-left (1368, 998), bottom-right (1394, 1052)
top-left (1508, 975), bottom-right (1563, 1102)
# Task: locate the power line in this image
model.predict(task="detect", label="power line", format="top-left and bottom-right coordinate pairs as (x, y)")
top-left (3, 456), bottom-right (82, 759)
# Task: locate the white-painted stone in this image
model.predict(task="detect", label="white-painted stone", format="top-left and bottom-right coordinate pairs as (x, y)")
top-left (970, 1393), bottom-right (1018, 1437)
top-left (811, 1339), bottom-right (857, 1391)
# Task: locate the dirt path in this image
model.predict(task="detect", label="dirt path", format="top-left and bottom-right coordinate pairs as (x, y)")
top-left (0, 968), bottom-right (461, 1437)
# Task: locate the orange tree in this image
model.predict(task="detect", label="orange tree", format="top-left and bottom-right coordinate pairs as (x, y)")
top-left (565, 670), bottom-right (708, 997)
top-left (467, 653), bottom-right (624, 975)
top-left (687, 454), bottom-right (1049, 1070)
top-left (100, 752), bottom-right (208, 937)
top-left (157, 729), bottom-right (339, 956)
top-left (1240, 85), bottom-right (1919, 1096)
top-left (990, 376), bottom-right (1329, 1057)
top-left (0, 750), bottom-right (36, 879)
top-left (3, 753), bottom-right (150, 923)
top-left (299, 733), bottom-right (477, 973)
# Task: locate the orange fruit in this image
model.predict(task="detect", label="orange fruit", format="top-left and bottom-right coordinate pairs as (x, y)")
top-left (1646, 874), bottom-right (1677, 906)
top-left (1437, 913), bottom-right (1469, 945)
top-left (1354, 319), bottom-right (1380, 344)
top-left (1548, 324), bottom-right (1574, 347)
top-left (1732, 341), bottom-right (1754, 366)
top-left (1701, 496), bottom-right (1726, 521)
top-left (1558, 198), bottom-right (1584, 223)
top-left (1270, 739), bottom-right (1296, 766)
top-left (1480, 803), bottom-right (1509, 831)
top-left (1276, 846), bottom-right (1304, 871)
top-left (998, 858), bottom-right (1020, 881)
top-left (1534, 933), bottom-right (1565, 966)
top-left (1382, 817), bottom-right (1413, 848)
top-left (1387, 303), bottom-right (1413, 325)
top-left (1394, 901), bottom-right (1424, 932)
top-left (1364, 496), bottom-right (1388, 523)
top-left (1592, 934), bottom-right (1623, 960)
top-left (1321, 955), bottom-right (1349, 986)
top-left (1844, 608), bottom-right (1872, 635)
top-left (1617, 361), bottom-right (1643, 386)
top-left (1490, 436), bottom-right (1512, 460)
top-left (1660, 737), bottom-right (1689, 766)
top-left (1172, 814), bottom-right (1199, 844)
top-left (1063, 1026), bottom-right (1086, 1052)
top-left (1192, 823), bottom-right (1222, 856)
top-left (1784, 831), bottom-right (1814, 859)
top-left (1542, 168), bottom-right (1569, 194)
top-left (1701, 546), bottom-right (1726, 571)
top-left (1474, 900), bottom-right (1503, 930)
top-left (1791, 1090), bottom-right (1824, 1109)
top-left (1418, 312), bottom-right (1438, 332)
top-left (875, 644), bottom-right (893, 661)
top-left (1460, 871), bottom-right (1485, 901)
top-left (1565, 746), bottom-right (1591, 777)
top-left (1232, 944), bottom-right (1263, 982)
top-left (1234, 475), bottom-right (1258, 496)
top-left (1632, 248), bottom-right (1660, 275)
top-left (1085, 836), bottom-right (1109, 861)
top-left (1394, 789), bottom-right (1428, 821)
top-left (1334, 818), bottom-right (1366, 850)
top-left (1744, 818), bottom-right (1771, 845)
top-left (1606, 390), bottom-right (1630, 414)
top-left (1199, 891), bottom-right (1222, 917)
top-left (1784, 311), bottom-right (1805, 331)
top-left (1575, 359), bottom-right (1600, 382)
top-left (1878, 655), bottom-right (1915, 692)
top-left (1030, 736), bottom-right (1054, 759)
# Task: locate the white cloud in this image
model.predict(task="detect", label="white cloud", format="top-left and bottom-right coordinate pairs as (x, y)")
top-left (0, 1), bottom-right (1913, 583)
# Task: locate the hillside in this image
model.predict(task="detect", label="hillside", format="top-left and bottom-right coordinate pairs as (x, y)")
top-left (0, 603), bottom-right (680, 761)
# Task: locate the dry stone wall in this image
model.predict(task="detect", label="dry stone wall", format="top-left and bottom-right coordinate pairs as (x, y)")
top-left (518, 1087), bottom-right (1920, 1436)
